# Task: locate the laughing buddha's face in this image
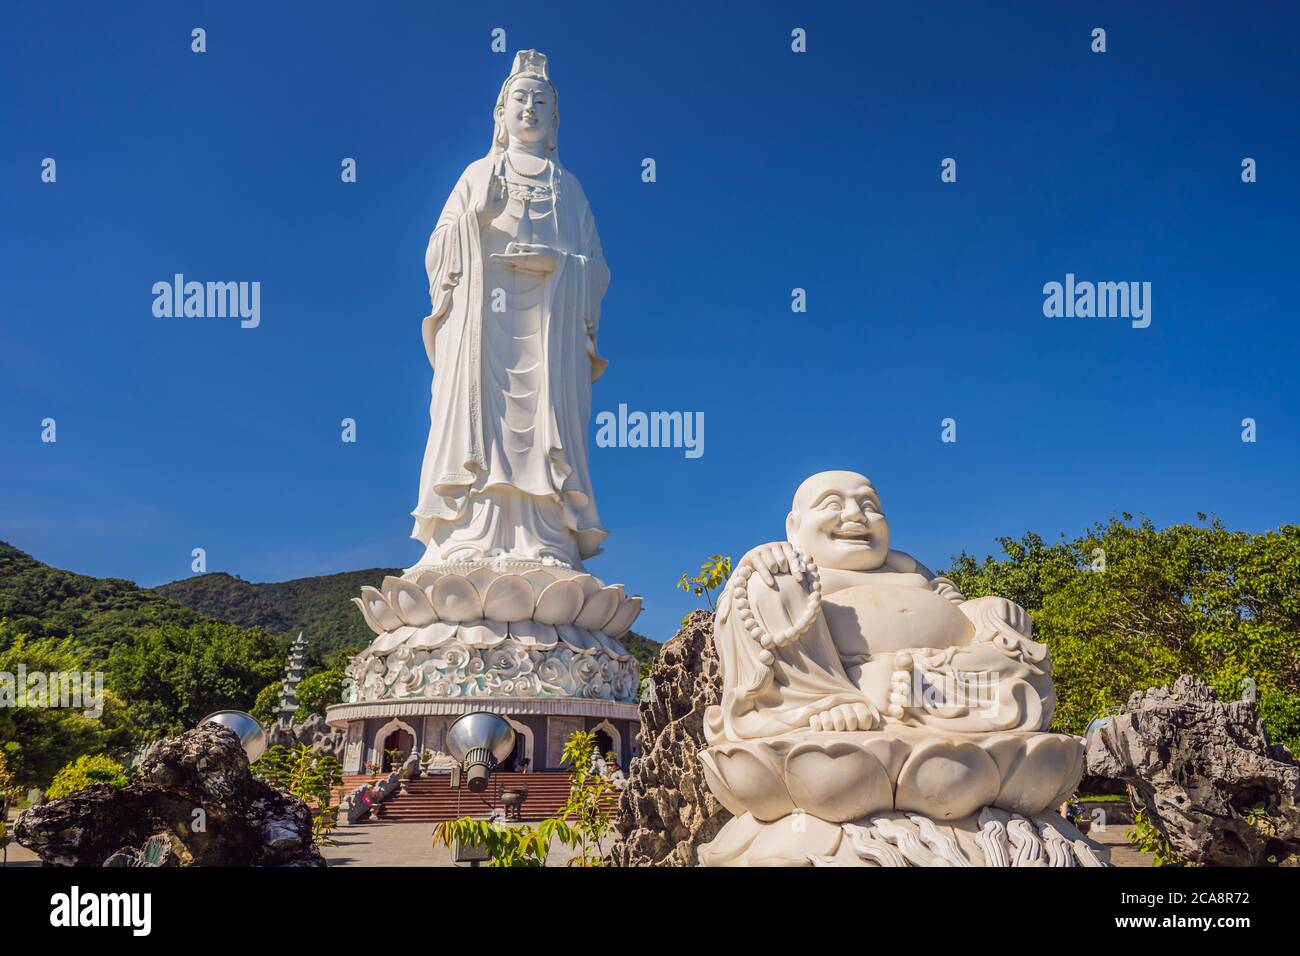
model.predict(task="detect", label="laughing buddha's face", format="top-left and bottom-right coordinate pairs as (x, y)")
top-left (786, 471), bottom-right (891, 571)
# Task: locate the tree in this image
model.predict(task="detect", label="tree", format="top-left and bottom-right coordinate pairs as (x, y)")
top-left (250, 681), bottom-right (282, 723)
top-left (106, 620), bottom-right (282, 743)
top-left (253, 744), bottom-right (343, 846)
top-left (557, 729), bottom-right (616, 865)
top-left (945, 517), bottom-right (1300, 748)
top-left (0, 627), bottom-right (134, 791)
top-left (295, 669), bottom-right (344, 719)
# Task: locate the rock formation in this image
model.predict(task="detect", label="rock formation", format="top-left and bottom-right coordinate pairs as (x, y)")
top-left (16, 724), bottom-right (324, 867)
top-left (1086, 674), bottom-right (1300, 866)
top-left (610, 610), bottom-right (731, 866)
top-left (265, 713), bottom-right (345, 756)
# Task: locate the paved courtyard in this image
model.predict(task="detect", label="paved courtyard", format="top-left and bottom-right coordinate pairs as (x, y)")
top-left (1090, 821), bottom-right (1151, 868)
top-left (2, 810), bottom-right (41, 867)
top-left (322, 820), bottom-right (602, 867)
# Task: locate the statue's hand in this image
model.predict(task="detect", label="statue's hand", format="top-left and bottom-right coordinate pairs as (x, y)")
top-left (808, 701), bottom-right (879, 733)
top-left (492, 242), bottom-right (559, 274)
top-left (739, 541), bottom-right (807, 588)
top-left (474, 162), bottom-right (508, 224)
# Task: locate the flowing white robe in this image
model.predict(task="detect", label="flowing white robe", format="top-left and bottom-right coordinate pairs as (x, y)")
top-left (705, 563), bottom-right (1056, 743)
top-left (706, 572), bottom-right (871, 743)
top-left (411, 155), bottom-right (610, 566)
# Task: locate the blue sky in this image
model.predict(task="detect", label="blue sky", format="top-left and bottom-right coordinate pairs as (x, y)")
top-left (2, 1), bottom-right (1297, 642)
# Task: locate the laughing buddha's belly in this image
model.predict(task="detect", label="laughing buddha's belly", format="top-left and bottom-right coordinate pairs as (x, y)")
top-left (820, 584), bottom-right (973, 657)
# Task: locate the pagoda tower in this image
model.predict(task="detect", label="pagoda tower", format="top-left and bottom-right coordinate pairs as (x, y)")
top-left (274, 633), bottom-right (309, 729)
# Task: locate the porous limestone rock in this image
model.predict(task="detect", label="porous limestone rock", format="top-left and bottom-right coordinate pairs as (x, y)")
top-left (610, 610), bottom-right (730, 866)
top-left (16, 724), bottom-right (324, 867)
top-left (265, 713), bottom-right (345, 756)
top-left (1086, 674), bottom-right (1300, 866)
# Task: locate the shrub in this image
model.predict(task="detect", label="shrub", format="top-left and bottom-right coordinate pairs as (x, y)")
top-left (252, 744), bottom-right (343, 846)
top-left (46, 754), bottom-right (129, 800)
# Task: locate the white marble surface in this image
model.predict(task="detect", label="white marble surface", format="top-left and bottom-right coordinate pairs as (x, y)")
top-left (342, 52), bottom-right (639, 713)
top-left (698, 470), bottom-right (1108, 866)
top-left (410, 49), bottom-right (611, 570)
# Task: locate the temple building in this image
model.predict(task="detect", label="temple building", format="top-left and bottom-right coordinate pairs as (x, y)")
top-left (325, 569), bottom-right (642, 773)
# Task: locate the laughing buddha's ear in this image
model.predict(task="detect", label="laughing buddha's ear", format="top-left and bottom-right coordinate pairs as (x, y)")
top-left (785, 511), bottom-right (800, 541)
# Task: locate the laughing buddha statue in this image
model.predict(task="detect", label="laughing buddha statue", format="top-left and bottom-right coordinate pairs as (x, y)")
top-left (698, 471), bottom-right (1109, 867)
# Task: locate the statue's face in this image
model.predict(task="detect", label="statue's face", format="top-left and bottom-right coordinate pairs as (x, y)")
top-left (786, 471), bottom-right (891, 571)
top-left (500, 76), bottom-right (553, 147)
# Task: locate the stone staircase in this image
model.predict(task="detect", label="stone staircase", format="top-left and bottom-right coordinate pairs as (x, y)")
top-left (339, 771), bottom-right (617, 823)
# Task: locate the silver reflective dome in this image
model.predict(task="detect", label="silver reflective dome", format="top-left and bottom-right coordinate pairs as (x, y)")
top-left (446, 712), bottom-right (517, 764)
top-left (1084, 715), bottom-right (1112, 742)
top-left (201, 710), bottom-right (268, 762)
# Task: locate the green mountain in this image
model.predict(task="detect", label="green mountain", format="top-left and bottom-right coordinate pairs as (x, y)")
top-left (155, 569), bottom-right (397, 665)
top-left (1, 541), bottom-right (217, 655)
top-left (156, 568), bottom-right (662, 667)
top-left (0, 542), bottom-right (285, 786)
top-left (611, 630), bottom-right (661, 667)
top-left (0, 541), bottom-right (659, 789)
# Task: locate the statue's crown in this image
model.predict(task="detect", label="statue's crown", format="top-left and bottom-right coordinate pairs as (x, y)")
top-left (510, 49), bottom-right (549, 81)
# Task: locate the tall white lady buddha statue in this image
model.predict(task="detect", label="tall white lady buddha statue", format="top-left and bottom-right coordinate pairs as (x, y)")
top-left (411, 49), bottom-right (610, 570)
top-left (335, 53), bottom-right (641, 719)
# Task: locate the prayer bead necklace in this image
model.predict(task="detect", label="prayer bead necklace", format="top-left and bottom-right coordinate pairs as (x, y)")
top-left (730, 549), bottom-right (823, 667)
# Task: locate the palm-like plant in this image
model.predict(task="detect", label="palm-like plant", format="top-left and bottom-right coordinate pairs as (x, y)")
top-left (431, 729), bottom-right (616, 866)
